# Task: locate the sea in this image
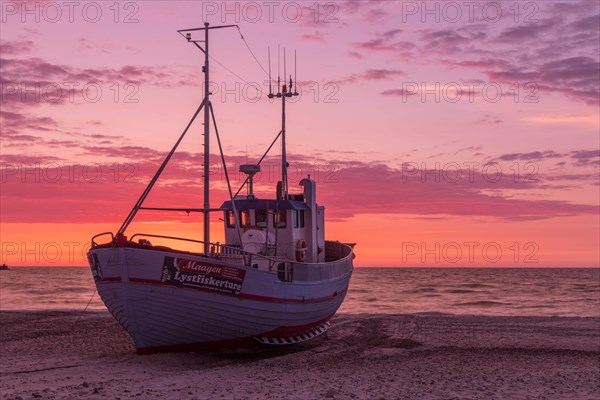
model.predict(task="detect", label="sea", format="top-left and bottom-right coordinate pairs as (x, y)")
top-left (0, 267), bottom-right (598, 317)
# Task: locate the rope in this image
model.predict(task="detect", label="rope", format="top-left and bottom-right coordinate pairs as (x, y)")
top-left (204, 26), bottom-right (280, 98)
top-left (70, 288), bottom-right (97, 327)
top-left (209, 55), bottom-right (261, 91)
top-left (204, 25), bottom-right (273, 97)
top-left (208, 52), bottom-right (268, 98)
top-left (6, 287), bottom-right (99, 375)
top-left (236, 26), bottom-right (270, 78)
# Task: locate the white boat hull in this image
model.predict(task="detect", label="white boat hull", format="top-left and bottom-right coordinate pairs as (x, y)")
top-left (88, 245), bottom-right (353, 353)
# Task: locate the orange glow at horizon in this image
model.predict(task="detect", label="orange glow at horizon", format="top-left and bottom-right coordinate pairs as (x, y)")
top-left (2, 213), bottom-right (598, 267)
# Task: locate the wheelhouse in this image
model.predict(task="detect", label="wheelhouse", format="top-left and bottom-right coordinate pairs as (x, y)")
top-left (220, 178), bottom-right (325, 263)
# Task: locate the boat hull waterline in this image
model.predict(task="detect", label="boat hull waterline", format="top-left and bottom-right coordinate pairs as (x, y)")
top-left (88, 244), bottom-right (353, 353)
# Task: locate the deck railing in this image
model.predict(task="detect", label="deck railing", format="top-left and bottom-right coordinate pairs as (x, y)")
top-left (90, 232), bottom-right (353, 282)
top-left (91, 232), bottom-right (289, 270)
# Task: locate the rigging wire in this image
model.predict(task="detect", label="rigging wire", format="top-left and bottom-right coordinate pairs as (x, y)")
top-left (208, 54), bottom-right (267, 97)
top-left (236, 26), bottom-right (270, 78)
top-left (194, 26), bottom-right (287, 199)
top-left (209, 26), bottom-right (292, 98)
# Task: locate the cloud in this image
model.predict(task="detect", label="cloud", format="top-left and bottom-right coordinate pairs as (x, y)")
top-left (2, 148), bottom-right (598, 224)
top-left (488, 56), bottom-right (600, 105)
top-left (571, 150), bottom-right (600, 159)
top-left (0, 109), bottom-right (131, 152)
top-left (0, 110), bottom-right (59, 140)
top-left (495, 151), bottom-right (564, 162)
top-left (0, 40), bottom-right (35, 55)
top-left (471, 115), bottom-right (502, 125)
top-left (334, 0), bottom-right (391, 23)
top-left (455, 146), bottom-right (483, 154)
top-left (363, 69), bottom-right (405, 80)
top-left (522, 113), bottom-right (598, 126)
top-left (570, 149), bottom-right (600, 167)
top-left (80, 145), bottom-right (163, 161)
top-left (316, 160), bottom-right (598, 221)
top-left (491, 149), bottom-right (600, 169)
top-left (495, 19), bottom-right (556, 43)
top-left (442, 58), bottom-right (511, 70)
top-left (351, 29), bottom-right (415, 58)
top-left (350, 3), bottom-right (600, 105)
top-left (380, 29), bottom-right (403, 40)
top-left (301, 32), bottom-right (326, 43)
top-left (333, 69), bottom-right (405, 85)
top-left (380, 88), bottom-right (418, 97)
top-left (418, 26), bottom-right (487, 53)
top-left (0, 154), bottom-right (63, 164)
top-left (347, 51), bottom-right (363, 59)
top-left (0, 49), bottom-right (193, 108)
top-left (568, 15), bottom-right (600, 31)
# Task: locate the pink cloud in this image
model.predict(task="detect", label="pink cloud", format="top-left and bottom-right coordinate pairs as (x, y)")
top-left (317, 160), bottom-right (598, 221)
top-left (350, 3), bottom-right (600, 106)
top-left (363, 69), bottom-right (405, 80)
top-left (380, 88), bottom-right (418, 97)
top-left (347, 51), bottom-right (363, 60)
top-left (487, 57), bottom-right (600, 105)
top-left (0, 50), bottom-right (195, 109)
top-left (0, 40), bottom-right (35, 55)
top-left (301, 32), bottom-right (326, 43)
top-left (334, 69), bottom-right (405, 85)
top-left (337, 1), bottom-right (391, 23)
top-left (471, 115), bottom-right (503, 125)
top-left (351, 28), bottom-right (415, 60)
top-left (494, 151), bottom-right (563, 162)
top-left (2, 148), bottom-right (598, 224)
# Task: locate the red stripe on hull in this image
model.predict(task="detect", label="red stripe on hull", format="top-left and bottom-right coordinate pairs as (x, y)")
top-left (96, 277), bottom-right (122, 283)
top-left (239, 289), bottom-right (347, 304)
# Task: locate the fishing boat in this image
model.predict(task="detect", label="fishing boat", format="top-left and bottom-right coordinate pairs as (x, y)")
top-left (0, 264), bottom-right (9, 270)
top-left (87, 23), bottom-right (355, 354)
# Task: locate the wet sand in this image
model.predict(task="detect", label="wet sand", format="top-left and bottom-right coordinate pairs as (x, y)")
top-left (1, 312), bottom-right (598, 399)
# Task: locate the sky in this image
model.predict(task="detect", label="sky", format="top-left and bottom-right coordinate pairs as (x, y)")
top-left (0, 0), bottom-right (599, 267)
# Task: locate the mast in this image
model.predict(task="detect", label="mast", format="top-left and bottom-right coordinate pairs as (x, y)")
top-left (116, 24), bottom-right (237, 250)
top-left (281, 49), bottom-right (288, 199)
top-left (281, 79), bottom-right (288, 199)
top-left (203, 22), bottom-right (210, 254)
top-left (178, 23), bottom-right (237, 254)
top-left (269, 49), bottom-right (298, 200)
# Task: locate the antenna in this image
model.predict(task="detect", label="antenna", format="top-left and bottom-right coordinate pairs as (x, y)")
top-left (287, 49), bottom-right (291, 95)
top-left (267, 46), bottom-right (300, 201)
top-left (268, 46), bottom-right (273, 97)
top-left (277, 44), bottom-right (281, 97)
top-left (294, 50), bottom-right (298, 95)
top-left (284, 48), bottom-right (287, 92)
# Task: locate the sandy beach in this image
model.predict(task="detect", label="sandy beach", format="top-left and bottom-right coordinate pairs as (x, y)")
top-left (1, 312), bottom-right (598, 399)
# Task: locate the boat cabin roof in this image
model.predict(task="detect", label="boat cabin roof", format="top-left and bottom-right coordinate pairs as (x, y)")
top-left (220, 199), bottom-right (309, 211)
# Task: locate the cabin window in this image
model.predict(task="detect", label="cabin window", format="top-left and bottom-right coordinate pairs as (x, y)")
top-left (274, 210), bottom-right (286, 228)
top-left (240, 209), bottom-right (251, 227)
top-left (256, 210), bottom-right (268, 227)
top-left (293, 210), bottom-right (305, 228)
top-left (226, 210), bottom-right (236, 228)
top-left (292, 210), bottom-right (305, 228)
